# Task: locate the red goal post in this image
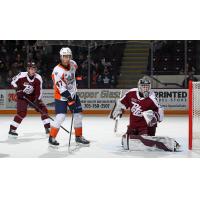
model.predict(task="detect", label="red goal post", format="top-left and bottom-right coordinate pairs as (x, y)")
top-left (189, 80), bottom-right (200, 150)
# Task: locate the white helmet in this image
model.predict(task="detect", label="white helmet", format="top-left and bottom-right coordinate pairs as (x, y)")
top-left (138, 78), bottom-right (151, 98)
top-left (60, 47), bottom-right (72, 58)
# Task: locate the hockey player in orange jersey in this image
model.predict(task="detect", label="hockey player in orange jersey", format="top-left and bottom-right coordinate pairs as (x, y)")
top-left (49, 47), bottom-right (90, 146)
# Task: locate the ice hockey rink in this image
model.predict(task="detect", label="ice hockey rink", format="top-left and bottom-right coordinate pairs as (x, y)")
top-left (0, 114), bottom-right (200, 158)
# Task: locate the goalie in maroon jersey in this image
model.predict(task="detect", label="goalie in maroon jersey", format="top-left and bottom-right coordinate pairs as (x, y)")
top-left (111, 78), bottom-right (180, 152)
top-left (8, 61), bottom-right (50, 137)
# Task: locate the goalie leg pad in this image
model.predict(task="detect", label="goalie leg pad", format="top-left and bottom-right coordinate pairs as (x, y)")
top-left (122, 135), bottom-right (180, 152)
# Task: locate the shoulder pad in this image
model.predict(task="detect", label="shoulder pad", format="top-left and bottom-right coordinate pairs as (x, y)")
top-left (35, 73), bottom-right (43, 82)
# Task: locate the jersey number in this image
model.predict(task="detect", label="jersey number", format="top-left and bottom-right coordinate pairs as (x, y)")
top-left (56, 81), bottom-right (63, 88)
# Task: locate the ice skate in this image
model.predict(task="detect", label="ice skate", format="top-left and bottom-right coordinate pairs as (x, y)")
top-left (49, 136), bottom-right (59, 147)
top-left (75, 136), bottom-right (90, 146)
top-left (8, 129), bottom-right (18, 139)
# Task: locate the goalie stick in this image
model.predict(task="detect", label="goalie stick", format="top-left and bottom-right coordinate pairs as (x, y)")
top-left (110, 90), bottom-right (123, 134)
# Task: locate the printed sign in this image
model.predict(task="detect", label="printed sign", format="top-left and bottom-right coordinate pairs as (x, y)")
top-left (0, 89), bottom-right (189, 111)
top-left (0, 90), bottom-right (6, 109)
top-left (154, 89), bottom-right (188, 110)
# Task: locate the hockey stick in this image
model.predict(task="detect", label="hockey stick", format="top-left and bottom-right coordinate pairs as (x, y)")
top-left (68, 111), bottom-right (74, 152)
top-left (23, 97), bottom-right (70, 134)
top-left (68, 94), bottom-right (77, 152)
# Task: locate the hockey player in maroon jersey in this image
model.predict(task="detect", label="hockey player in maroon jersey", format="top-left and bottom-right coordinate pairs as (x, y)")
top-left (111, 78), bottom-right (180, 151)
top-left (8, 61), bottom-right (50, 137)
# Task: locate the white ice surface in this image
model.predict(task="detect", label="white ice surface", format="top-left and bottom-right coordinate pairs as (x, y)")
top-left (0, 114), bottom-right (200, 158)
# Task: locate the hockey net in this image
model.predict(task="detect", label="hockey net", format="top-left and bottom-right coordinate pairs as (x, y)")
top-left (189, 81), bottom-right (200, 150)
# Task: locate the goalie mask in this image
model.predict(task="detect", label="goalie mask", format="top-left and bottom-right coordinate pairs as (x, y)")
top-left (138, 78), bottom-right (151, 98)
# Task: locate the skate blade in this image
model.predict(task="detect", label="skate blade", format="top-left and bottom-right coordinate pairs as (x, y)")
top-left (76, 142), bottom-right (90, 147)
top-left (48, 144), bottom-right (59, 149)
top-left (8, 135), bottom-right (18, 139)
top-left (174, 148), bottom-right (182, 152)
top-left (68, 144), bottom-right (81, 153)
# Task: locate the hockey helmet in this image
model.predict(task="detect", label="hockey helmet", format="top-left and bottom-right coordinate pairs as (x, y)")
top-left (60, 47), bottom-right (72, 58)
top-left (27, 61), bottom-right (37, 68)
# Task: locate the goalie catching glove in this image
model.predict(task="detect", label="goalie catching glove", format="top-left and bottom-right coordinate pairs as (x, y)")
top-left (142, 110), bottom-right (158, 127)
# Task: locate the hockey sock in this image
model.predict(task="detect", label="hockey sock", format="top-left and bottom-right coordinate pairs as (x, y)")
top-left (41, 114), bottom-right (50, 129)
top-left (50, 127), bottom-right (59, 138)
top-left (74, 127), bottom-right (82, 137)
top-left (10, 114), bottom-right (23, 131)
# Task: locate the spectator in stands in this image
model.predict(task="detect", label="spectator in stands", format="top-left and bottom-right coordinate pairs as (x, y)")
top-left (182, 72), bottom-right (198, 88)
top-left (0, 40), bottom-right (125, 89)
top-left (110, 74), bottom-right (116, 88)
top-left (98, 67), bottom-right (112, 88)
top-left (76, 53), bottom-right (86, 66)
top-left (77, 63), bottom-right (88, 88)
top-left (91, 69), bottom-right (99, 88)
top-left (15, 53), bottom-right (24, 69)
top-left (0, 75), bottom-right (6, 89)
top-left (11, 61), bottom-right (21, 74)
top-left (5, 70), bottom-right (14, 88)
top-left (0, 60), bottom-right (5, 73)
top-left (43, 76), bottom-right (53, 89)
top-left (21, 45), bottom-right (27, 59)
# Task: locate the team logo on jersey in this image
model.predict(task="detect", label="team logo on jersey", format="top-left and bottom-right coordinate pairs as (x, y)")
top-left (130, 101), bottom-right (143, 117)
top-left (65, 72), bottom-right (75, 83)
top-left (23, 83), bottom-right (34, 94)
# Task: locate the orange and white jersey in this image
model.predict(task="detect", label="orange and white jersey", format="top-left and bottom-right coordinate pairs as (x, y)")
top-left (52, 60), bottom-right (78, 101)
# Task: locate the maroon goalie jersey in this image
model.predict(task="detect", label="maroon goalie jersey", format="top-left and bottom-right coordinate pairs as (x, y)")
top-left (120, 88), bottom-right (163, 128)
top-left (11, 72), bottom-right (43, 100)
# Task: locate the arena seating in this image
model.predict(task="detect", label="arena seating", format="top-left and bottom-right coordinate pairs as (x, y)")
top-left (148, 40), bottom-right (197, 75)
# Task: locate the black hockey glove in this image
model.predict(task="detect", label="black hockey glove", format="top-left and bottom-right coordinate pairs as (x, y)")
top-left (61, 90), bottom-right (76, 111)
top-left (67, 96), bottom-right (76, 111)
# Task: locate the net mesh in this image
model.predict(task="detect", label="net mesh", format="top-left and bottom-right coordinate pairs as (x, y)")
top-left (192, 82), bottom-right (200, 141)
